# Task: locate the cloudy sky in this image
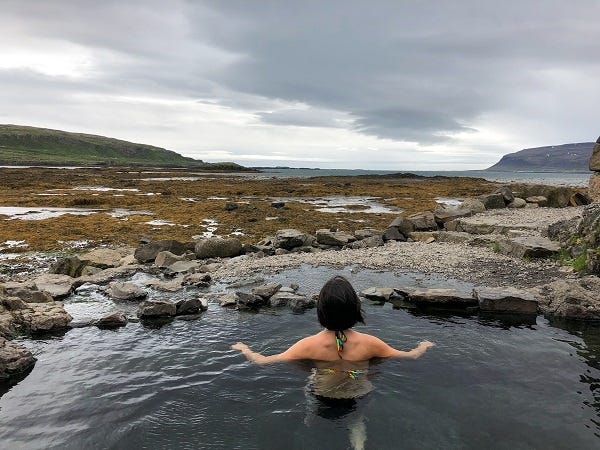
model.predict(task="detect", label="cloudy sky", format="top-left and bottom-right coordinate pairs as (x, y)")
top-left (1, 1), bottom-right (599, 169)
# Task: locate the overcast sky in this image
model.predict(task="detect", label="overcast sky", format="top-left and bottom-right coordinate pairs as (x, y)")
top-left (1, 0), bottom-right (599, 169)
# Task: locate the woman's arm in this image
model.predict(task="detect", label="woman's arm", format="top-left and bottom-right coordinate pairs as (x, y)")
top-left (371, 338), bottom-right (434, 359)
top-left (231, 338), bottom-right (311, 365)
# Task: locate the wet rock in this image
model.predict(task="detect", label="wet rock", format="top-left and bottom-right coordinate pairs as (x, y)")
top-left (0, 337), bottom-right (36, 381)
top-left (1, 297), bottom-right (28, 311)
top-left (33, 274), bottom-right (76, 300)
top-left (398, 288), bottom-right (477, 307)
top-left (144, 277), bottom-right (185, 292)
top-left (154, 251), bottom-right (185, 268)
top-left (478, 193), bottom-right (505, 210)
top-left (175, 298), bottom-right (207, 315)
top-left (535, 276), bottom-right (600, 320)
top-left (134, 240), bottom-right (189, 263)
top-left (108, 282), bottom-right (147, 300)
top-left (183, 273), bottom-right (212, 287)
top-left (499, 236), bottom-right (560, 259)
top-left (16, 302), bottom-right (72, 333)
top-left (507, 198), bottom-right (527, 208)
top-left (252, 283), bottom-right (282, 299)
top-left (137, 300), bottom-right (176, 318)
top-left (316, 229), bottom-right (355, 246)
top-left (5, 287), bottom-right (52, 304)
top-left (235, 291), bottom-right (266, 310)
top-left (269, 292), bottom-right (313, 311)
top-left (360, 287), bottom-right (396, 302)
top-left (219, 293), bottom-right (237, 307)
top-left (94, 311), bottom-right (128, 329)
top-left (273, 229), bottom-right (315, 250)
top-left (288, 296), bottom-right (316, 312)
top-left (474, 287), bottom-right (538, 314)
top-left (195, 237), bottom-right (243, 259)
top-left (0, 315), bottom-right (17, 340)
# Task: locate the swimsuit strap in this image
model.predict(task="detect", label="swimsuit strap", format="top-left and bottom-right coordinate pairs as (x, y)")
top-left (335, 330), bottom-right (347, 359)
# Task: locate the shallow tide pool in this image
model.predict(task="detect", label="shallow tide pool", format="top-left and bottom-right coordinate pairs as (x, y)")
top-left (1, 266), bottom-right (599, 449)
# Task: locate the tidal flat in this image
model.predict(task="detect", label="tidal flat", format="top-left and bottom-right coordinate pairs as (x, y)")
top-left (0, 166), bottom-right (497, 252)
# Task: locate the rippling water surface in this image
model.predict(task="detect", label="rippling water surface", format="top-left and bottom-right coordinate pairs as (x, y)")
top-left (1, 266), bottom-right (600, 449)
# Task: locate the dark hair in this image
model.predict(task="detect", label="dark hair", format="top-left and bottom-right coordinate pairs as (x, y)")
top-left (317, 276), bottom-right (365, 330)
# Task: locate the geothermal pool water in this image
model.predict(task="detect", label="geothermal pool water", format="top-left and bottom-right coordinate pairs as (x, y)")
top-left (1, 266), bottom-right (599, 449)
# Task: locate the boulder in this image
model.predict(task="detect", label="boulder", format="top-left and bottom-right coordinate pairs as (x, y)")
top-left (273, 229), bottom-right (315, 250)
top-left (4, 287), bottom-right (52, 304)
top-left (589, 140), bottom-right (600, 171)
top-left (499, 236), bottom-right (560, 259)
top-left (588, 173), bottom-right (600, 202)
top-left (478, 193), bottom-right (506, 210)
top-left (406, 211), bottom-right (438, 231)
top-left (167, 260), bottom-right (203, 274)
top-left (569, 192), bottom-right (592, 207)
top-left (49, 256), bottom-right (88, 278)
top-left (494, 186), bottom-right (515, 204)
top-left (182, 273), bottom-right (212, 287)
top-left (316, 229), bottom-right (355, 246)
top-left (79, 248), bottom-right (132, 269)
top-left (461, 198), bottom-right (486, 213)
top-left (354, 229), bottom-right (383, 240)
top-left (134, 240), bottom-right (189, 263)
top-left (137, 300), bottom-right (176, 318)
top-left (526, 196), bottom-right (548, 207)
top-left (107, 282), bottom-right (147, 300)
top-left (1, 297), bottom-right (28, 311)
top-left (382, 227), bottom-right (406, 242)
top-left (0, 337), bottom-right (36, 381)
top-left (235, 291), bottom-right (266, 310)
top-left (195, 237), bottom-right (243, 259)
top-left (360, 287), bottom-right (396, 303)
top-left (433, 207), bottom-right (473, 225)
top-left (252, 283), bottom-right (282, 299)
top-left (511, 184), bottom-right (574, 208)
top-left (32, 274), bottom-right (76, 300)
top-left (535, 276), bottom-right (600, 320)
top-left (154, 251), bottom-right (185, 267)
top-left (388, 216), bottom-right (415, 236)
top-left (288, 296), bottom-right (316, 312)
top-left (398, 288), bottom-right (477, 307)
top-left (507, 198), bottom-right (527, 209)
top-left (474, 287), bottom-right (538, 314)
top-left (269, 292), bottom-right (314, 311)
top-left (348, 235), bottom-right (384, 249)
top-left (175, 298), bottom-right (207, 315)
top-left (219, 293), bottom-right (237, 307)
top-left (94, 311), bottom-right (128, 329)
top-left (15, 302), bottom-right (72, 332)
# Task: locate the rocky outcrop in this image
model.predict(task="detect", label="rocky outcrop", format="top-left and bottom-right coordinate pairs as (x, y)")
top-left (273, 229), bottom-right (315, 250)
top-left (535, 277), bottom-right (600, 320)
top-left (474, 287), bottom-right (538, 314)
top-left (316, 229), bottom-right (355, 247)
top-left (137, 300), bottom-right (177, 318)
top-left (498, 236), bottom-right (561, 259)
top-left (134, 240), bottom-right (191, 263)
top-left (590, 137), bottom-right (600, 201)
top-left (556, 203), bottom-right (600, 275)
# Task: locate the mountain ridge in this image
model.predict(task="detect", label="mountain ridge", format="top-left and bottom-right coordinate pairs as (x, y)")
top-left (487, 142), bottom-right (594, 172)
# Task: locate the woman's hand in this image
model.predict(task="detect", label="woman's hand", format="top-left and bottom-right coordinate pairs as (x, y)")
top-left (418, 340), bottom-right (435, 350)
top-left (231, 342), bottom-right (249, 351)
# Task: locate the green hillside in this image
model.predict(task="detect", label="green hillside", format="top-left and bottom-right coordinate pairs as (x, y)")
top-left (0, 124), bottom-right (246, 170)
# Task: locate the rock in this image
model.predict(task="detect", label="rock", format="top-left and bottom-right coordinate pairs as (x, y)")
top-left (195, 237), bottom-right (243, 259)
top-left (5, 287), bottom-right (52, 304)
top-left (33, 274), bottom-right (76, 300)
top-left (526, 196), bottom-right (548, 207)
top-left (406, 211), bottom-right (438, 231)
top-left (354, 228), bottom-right (383, 240)
top-left (494, 186), bottom-right (515, 204)
top-left (382, 227), bottom-right (406, 242)
top-left (94, 311), bottom-right (128, 329)
top-left (1, 296), bottom-right (28, 311)
top-left (80, 266), bottom-right (103, 277)
top-left (536, 276), bottom-right (600, 320)
top-left (288, 296), bottom-right (316, 312)
top-left (398, 288), bottom-right (477, 307)
top-left (474, 287), bottom-right (538, 314)
top-left (134, 240), bottom-right (189, 263)
top-left (252, 283), bottom-right (282, 299)
top-left (360, 287), bottom-right (396, 302)
top-left (547, 217), bottom-right (580, 243)
top-left (15, 302), bottom-right (72, 332)
top-left (408, 232), bottom-right (437, 243)
top-left (269, 292), bottom-right (313, 311)
top-left (348, 235), bottom-right (384, 249)
top-left (219, 293), bottom-right (237, 307)
top-left (0, 337), bottom-right (36, 381)
top-left (478, 193), bottom-right (506, 209)
top-left (499, 236), bottom-right (561, 258)
top-left (144, 277), bottom-right (185, 292)
top-left (589, 173), bottom-right (600, 202)
top-left (225, 202), bottom-right (238, 211)
top-left (511, 184), bottom-right (575, 208)
top-left (167, 260), bottom-right (203, 274)
top-left (271, 201), bottom-right (285, 208)
top-left (0, 315), bottom-right (17, 339)
top-left (183, 273), bottom-right (212, 287)
top-left (461, 198), bottom-right (486, 213)
top-left (137, 300), bottom-right (176, 318)
top-left (388, 216), bottom-right (415, 236)
top-left (569, 192), bottom-right (592, 207)
top-left (155, 251), bottom-right (185, 267)
top-left (589, 141), bottom-right (600, 171)
top-left (273, 229), bottom-right (315, 250)
top-left (507, 198), bottom-right (527, 208)
top-left (49, 256), bottom-right (88, 278)
top-left (80, 248), bottom-right (132, 269)
top-left (175, 298), bottom-right (206, 315)
top-left (316, 229), bottom-right (355, 246)
top-left (434, 207), bottom-right (473, 225)
top-left (108, 282), bottom-right (147, 300)
top-left (235, 291), bottom-right (265, 310)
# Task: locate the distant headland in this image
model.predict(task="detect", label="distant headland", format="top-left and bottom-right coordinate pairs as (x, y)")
top-left (486, 142), bottom-right (595, 172)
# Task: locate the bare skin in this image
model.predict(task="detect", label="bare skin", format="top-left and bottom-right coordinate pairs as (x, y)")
top-left (232, 329), bottom-right (434, 364)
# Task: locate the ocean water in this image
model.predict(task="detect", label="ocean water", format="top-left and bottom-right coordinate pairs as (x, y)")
top-left (1, 266), bottom-right (599, 449)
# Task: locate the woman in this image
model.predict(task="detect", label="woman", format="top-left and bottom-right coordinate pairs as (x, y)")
top-left (231, 275), bottom-right (434, 364)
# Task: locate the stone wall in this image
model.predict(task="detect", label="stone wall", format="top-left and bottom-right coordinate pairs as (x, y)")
top-left (590, 136), bottom-right (600, 201)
